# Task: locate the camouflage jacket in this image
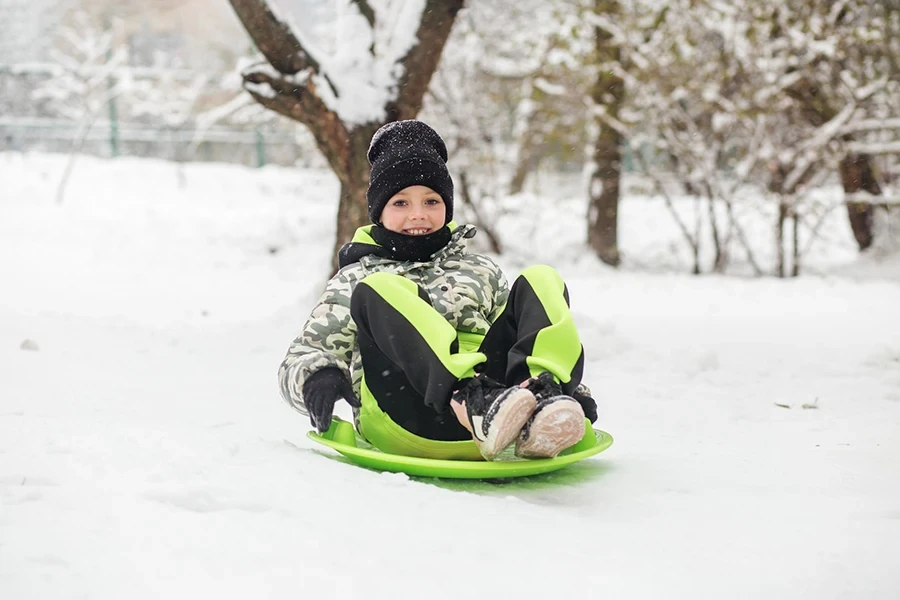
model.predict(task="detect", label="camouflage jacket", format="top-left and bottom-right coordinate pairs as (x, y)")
top-left (278, 223), bottom-right (508, 415)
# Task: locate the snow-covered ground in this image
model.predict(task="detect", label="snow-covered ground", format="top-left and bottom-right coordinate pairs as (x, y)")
top-left (2, 152), bottom-right (899, 599)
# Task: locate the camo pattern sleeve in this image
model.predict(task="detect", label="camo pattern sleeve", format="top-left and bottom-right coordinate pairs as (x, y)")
top-left (277, 266), bottom-right (361, 414)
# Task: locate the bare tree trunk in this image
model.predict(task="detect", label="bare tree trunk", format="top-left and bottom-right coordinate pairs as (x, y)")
top-left (690, 243), bottom-right (701, 275)
top-left (508, 78), bottom-right (545, 195)
top-left (786, 77), bottom-right (881, 250)
top-left (508, 133), bottom-right (541, 195)
top-left (588, 0), bottom-right (624, 267)
top-left (770, 162), bottom-right (788, 277)
top-left (707, 195), bottom-right (726, 272)
top-left (839, 153), bottom-right (881, 251)
top-left (587, 158), bottom-right (621, 266)
top-left (776, 200), bottom-right (787, 278)
top-left (791, 209), bottom-right (800, 277)
top-left (331, 128), bottom-right (378, 271)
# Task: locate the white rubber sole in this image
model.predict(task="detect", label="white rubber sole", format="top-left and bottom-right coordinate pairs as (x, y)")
top-left (475, 388), bottom-right (537, 461)
top-left (515, 400), bottom-right (585, 458)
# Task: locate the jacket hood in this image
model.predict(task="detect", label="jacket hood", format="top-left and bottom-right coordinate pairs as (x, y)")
top-left (338, 222), bottom-right (475, 269)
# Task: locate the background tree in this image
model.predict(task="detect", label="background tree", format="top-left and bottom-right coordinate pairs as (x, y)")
top-left (587, 0), bottom-right (624, 267)
top-left (31, 10), bottom-right (130, 204)
top-left (582, 0), bottom-right (899, 275)
top-left (421, 0), bottom-right (595, 255)
top-left (418, 0), bottom-right (541, 251)
top-left (229, 0), bottom-right (464, 268)
top-left (776, 0), bottom-right (897, 251)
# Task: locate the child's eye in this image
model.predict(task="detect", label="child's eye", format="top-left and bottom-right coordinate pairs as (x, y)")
top-left (425, 198), bottom-right (442, 205)
top-left (392, 200), bottom-right (407, 207)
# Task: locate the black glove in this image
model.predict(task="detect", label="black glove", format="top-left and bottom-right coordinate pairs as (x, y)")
top-left (572, 391), bottom-right (598, 423)
top-left (301, 367), bottom-right (360, 433)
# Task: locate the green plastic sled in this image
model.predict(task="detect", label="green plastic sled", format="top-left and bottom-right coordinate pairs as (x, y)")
top-left (307, 417), bottom-right (613, 479)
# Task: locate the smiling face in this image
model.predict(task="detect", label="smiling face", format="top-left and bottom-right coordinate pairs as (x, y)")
top-left (379, 185), bottom-right (447, 235)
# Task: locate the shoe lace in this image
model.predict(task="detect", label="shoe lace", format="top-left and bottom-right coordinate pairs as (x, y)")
top-left (454, 374), bottom-right (505, 414)
top-left (525, 371), bottom-right (562, 400)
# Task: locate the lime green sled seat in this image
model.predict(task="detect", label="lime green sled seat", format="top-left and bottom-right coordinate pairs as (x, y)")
top-left (307, 417), bottom-right (614, 480)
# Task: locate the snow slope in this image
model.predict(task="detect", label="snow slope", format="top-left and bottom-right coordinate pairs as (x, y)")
top-left (1, 153), bottom-right (899, 599)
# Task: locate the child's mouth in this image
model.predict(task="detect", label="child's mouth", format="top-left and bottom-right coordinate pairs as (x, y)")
top-left (404, 228), bottom-right (431, 236)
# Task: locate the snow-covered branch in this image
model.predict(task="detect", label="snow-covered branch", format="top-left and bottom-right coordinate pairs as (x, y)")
top-left (842, 118), bottom-right (900, 134)
top-left (846, 140), bottom-right (900, 155)
top-left (229, 0), bottom-right (320, 75)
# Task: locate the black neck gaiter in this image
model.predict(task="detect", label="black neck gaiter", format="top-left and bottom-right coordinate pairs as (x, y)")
top-left (369, 225), bottom-right (453, 263)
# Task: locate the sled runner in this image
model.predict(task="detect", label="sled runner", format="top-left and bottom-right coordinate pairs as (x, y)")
top-left (307, 417), bottom-right (613, 479)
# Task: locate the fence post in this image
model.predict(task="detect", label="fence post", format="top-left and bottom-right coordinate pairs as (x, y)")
top-left (105, 48), bottom-right (119, 157)
top-left (255, 130), bottom-right (266, 167)
top-left (107, 95), bottom-right (119, 157)
top-left (621, 141), bottom-right (633, 172)
top-left (101, 9), bottom-right (120, 158)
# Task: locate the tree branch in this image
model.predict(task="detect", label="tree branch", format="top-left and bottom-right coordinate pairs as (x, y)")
top-left (350, 0), bottom-right (376, 29)
top-left (385, 0), bottom-right (465, 121)
top-left (785, 76), bottom-right (834, 128)
top-left (228, 0), bottom-right (355, 178)
top-left (242, 67), bottom-right (350, 179)
top-left (632, 149), bottom-right (701, 273)
top-left (229, 0), bottom-right (319, 75)
top-left (459, 171), bottom-right (503, 254)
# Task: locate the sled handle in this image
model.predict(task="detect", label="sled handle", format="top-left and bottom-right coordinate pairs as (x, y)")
top-left (319, 418), bottom-right (359, 448)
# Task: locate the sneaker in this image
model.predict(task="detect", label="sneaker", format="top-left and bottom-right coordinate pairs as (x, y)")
top-left (515, 372), bottom-right (586, 458)
top-left (453, 375), bottom-right (537, 461)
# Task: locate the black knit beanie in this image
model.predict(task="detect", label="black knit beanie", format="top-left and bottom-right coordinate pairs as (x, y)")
top-left (366, 120), bottom-right (454, 224)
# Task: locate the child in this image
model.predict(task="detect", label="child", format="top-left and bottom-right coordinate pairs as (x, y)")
top-left (278, 120), bottom-right (597, 461)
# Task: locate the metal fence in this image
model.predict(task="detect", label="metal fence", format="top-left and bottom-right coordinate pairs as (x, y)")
top-left (0, 117), bottom-right (307, 168)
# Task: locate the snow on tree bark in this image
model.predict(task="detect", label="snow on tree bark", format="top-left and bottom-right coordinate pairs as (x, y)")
top-left (229, 0), bottom-right (464, 271)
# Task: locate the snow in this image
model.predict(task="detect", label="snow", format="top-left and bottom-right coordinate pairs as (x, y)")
top-left (269, 0), bottom-right (427, 126)
top-left (2, 152), bottom-right (900, 599)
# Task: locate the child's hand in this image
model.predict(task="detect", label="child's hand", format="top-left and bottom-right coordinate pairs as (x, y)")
top-left (301, 367), bottom-right (360, 433)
